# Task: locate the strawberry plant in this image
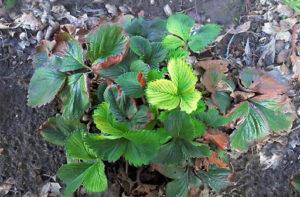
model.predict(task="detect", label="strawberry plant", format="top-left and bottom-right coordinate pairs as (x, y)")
top-left (28, 13), bottom-right (295, 196)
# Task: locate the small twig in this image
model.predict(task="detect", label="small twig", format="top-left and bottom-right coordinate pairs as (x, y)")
top-left (226, 34), bottom-right (236, 58)
top-left (136, 168), bottom-right (143, 184)
top-left (0, 55), bottom-right (10, 62)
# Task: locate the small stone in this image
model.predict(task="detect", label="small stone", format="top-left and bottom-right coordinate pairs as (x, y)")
top-left (150, 0), bottom-right (155, 5)
top-left (105, 4), bottom-right (118, 16)
top-left (163, 4), bottom-right (172, 16)
top-left (277, 49), bottom-right (290, 64)
top-left (276, 31), bottom-right (291, 42)
top-left (19, 32), bottom-right (27, 40)
top-left (297, 107), bottom-right (300, 117)
top-left (36, 31), bottom-right (44, 42)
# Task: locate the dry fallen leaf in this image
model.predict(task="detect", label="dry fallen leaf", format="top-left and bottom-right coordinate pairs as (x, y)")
top-left (204, 130), bottom-right (229, 150)
top-left (208, 152), bottom-right (230, 170)
top-left (197, 59), bottom-right (229, 73)
top-left (15, 13), bottom-right (43, 31)
top-left (0, 178), bottom-right (15, 195)
top-left (291, 54), bottom-right (300, 80)
top-left (228, 21), bottom-right (251, 34)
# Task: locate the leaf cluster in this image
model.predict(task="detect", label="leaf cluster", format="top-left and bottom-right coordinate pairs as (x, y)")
top-left (28, 13), bottom-right (294, 197)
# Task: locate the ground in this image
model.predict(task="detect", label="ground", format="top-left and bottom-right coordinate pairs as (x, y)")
top-left (0, 0), bottom-right (299, 196)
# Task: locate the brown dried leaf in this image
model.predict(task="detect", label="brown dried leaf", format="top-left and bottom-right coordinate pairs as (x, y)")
top-left (197, 59), bottom-right (229, 73)
top-left (230, 91), bottom-right (255, 101)
top-left (229, 21), bottom-right (251, 34)
top-left (0, 178), bottom-right (15, 195)
top-left (291, 54), bottom-right (300, 80)
top-left (208, 152), bottom-right (230, 170)
top-left (137, 72), bottom-right (146, 88)
top-left (204, 130), bottom-right (229, 150)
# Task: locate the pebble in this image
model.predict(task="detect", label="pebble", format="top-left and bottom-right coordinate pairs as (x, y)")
top-left (277, 49), bottom-right (290, 64)
top-left (36, 30), bottom-right (44, 42)
top-left (105, 4), bottom-right (118, 16)
top-left (297, 107), bottom-right (300, 117)
top-left (19, 32), bottom-right (27, 40)
top-left (163, 4), bottom-right (172, 16)
top-left (150, 0), bottom-right (155, 5)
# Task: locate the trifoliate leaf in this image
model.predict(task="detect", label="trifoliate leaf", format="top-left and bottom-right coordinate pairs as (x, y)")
top-left (146, 59), bottom-right (201, 113)
top-left (87, 24), bottom-right (128, 71)
top-left (130, 36), bottom-right (152, 59)
top-left (166, 13), bottom-right (194, 41)
top-left (93, 102), bottom-right (128, 136)
top-left (197, 166), bottom-right (231, 193)
top-left (39, 115), bottom-right (85, 146)
top-left (28, 67), bottom-right (66, 107)
top-left (230, 99), bottom-right (294, 151)
top-left (55, 39), bottom-right (85, 72)
top-left (66, 131), bottom-right (96, 160)
top-left (154, 139), bottom-right (211, 164)
top-left (188, 24), bottom-right (221, 52)
top-left (57, 161), bottom-right (107, 196)
top-left (60, 73), bottom-right (90, 119)
top-left (163, 35), bottom-right (185, 50)
top-left (116, 72), bottom-right (145, 98)
top-left (146, 79), bottom-right (180, 110)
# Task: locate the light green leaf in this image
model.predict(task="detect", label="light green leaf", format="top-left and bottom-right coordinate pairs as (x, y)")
top-left (188, 24), bottom-right (221, 52)
top-left (87, 24), bottom-right (127, 66)
top-left (130, 36), bottom-right (152, 59)
top-left (56, 39), bottom-right (85, 72)
top-left (93, 102), bottom-right (128, 136)
top-left (146, 79), bottom-right (180, 110)
top-left (60, 73), bottom-right (90, 119)
top-left (66, 131), bottom-right (96, 160)
top-left (116, 72), bottom-right (144, 98)
top-left (57, 162), bottom-right (108, 196)
top-left (82, 161), bottom-right (108, 193)
top-left (168, 58), bottom-right (197, 93)
top-left (179, 90), bottom-right (201, 114)
top-left (166, 13), bottom-right (194, 41)
top-left (147, 69), bottom-right (164, 82)
top-left (163, 35), bottom-right (185, 50)
top-left (40, 115), bottom-right (86, 146)
top-left (28, 67), bottom-right (66, 107)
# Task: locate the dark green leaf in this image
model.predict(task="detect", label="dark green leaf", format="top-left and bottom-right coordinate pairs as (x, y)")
top-left (40, 115), bottom-right (86, 146)
top-left (4, 0), bottom-right (16, 9)
top-left (130, 36), bottom-right (152, 59)
top-left (130, 105), bottom-right (153, 130)
top-left (100, 60), bottom-right (130, 80)
top-left (197, 166), bottom-right (231, 193)
top-left (60, 73), bottom-right (90, 119)
top-left (130, 60), bottom-right (150, 75)
top-left (147, 42), bottom-right (167, 66)
top-left (212, 91), bottom-right (232, 114)
top-left (116, 72), bottom-right (145, 98)
top-left (87, 24), bottom-right (128, 67)
top-left (291, 173), bottom-right (300, 192)
top-left (164, 110), bottom-right (195, 140)
top-left (28, 67), bottom-right (66, 107)
top-left (94, 82), bottom-right (107, 105)
top-left (55, 39), bottom-right (85, 72)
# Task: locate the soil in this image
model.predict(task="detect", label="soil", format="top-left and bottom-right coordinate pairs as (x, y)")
top-left (0, 0), bottom-right (300, 196)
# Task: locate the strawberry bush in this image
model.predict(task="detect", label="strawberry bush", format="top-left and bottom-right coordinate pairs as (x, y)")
top-left (28, 13), bottom-right (295, 196)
